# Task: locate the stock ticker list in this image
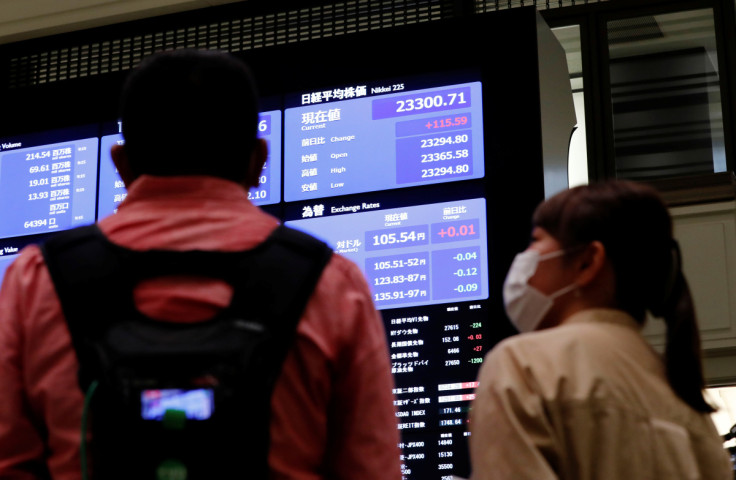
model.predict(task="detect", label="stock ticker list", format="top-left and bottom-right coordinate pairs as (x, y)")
top-left (286, 197), bottom-right (489, 479)
top-left (0, 138), bottom-right (98, 239)
top-left (387, 295), bottom-right (488, 480)
top-left (284, 81), bottom-right (485, 201)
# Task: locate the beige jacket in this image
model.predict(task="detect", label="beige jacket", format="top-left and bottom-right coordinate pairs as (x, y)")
top-left (469, 308), bottom-right (731, 480)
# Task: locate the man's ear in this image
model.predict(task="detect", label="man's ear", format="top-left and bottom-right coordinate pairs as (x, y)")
top-left (575, 241), bottom-right (608, 288)
top-left (245, 138), bottom-right (268, 189)
top-left (110, 144), bottom-right (138, 187)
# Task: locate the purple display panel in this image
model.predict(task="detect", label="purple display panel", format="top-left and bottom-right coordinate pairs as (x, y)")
top-left (247, 111), bottom-right (282, 205)
top-left (285, 198), bottom-right (488, 309)
top-left (0, 138), bottom-right (98, 238)
top-left (284, 82), bottom-right (484, 201)
top-left (98, 133), bottom-right (126, 218)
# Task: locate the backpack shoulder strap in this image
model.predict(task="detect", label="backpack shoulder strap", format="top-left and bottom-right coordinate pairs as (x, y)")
top-left (41, 223), bottom-right (333, 390)
top-left (40, 225), bottom-right (125, 377)
top-left (228, 225), bottom-right (333, 326)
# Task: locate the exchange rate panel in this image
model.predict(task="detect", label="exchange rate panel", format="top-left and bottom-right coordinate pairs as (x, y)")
top-left (284, 80), bottom-right (484, 202)
top-left (97, 110), bottom-right (283, 218)
top-left (287, 198), bottom-right (488, 310)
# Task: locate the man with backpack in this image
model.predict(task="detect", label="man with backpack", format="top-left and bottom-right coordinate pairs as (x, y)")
top-left (0, 49), bottom-right (401, 479)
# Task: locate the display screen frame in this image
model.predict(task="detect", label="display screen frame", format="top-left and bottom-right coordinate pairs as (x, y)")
top-left (0, 8), bottom-right (550, 480)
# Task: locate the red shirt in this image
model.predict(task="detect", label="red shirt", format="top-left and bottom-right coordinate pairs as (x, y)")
top-left (0, 175), bottom-right (401, 480)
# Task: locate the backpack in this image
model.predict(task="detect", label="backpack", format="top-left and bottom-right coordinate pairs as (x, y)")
top-left (41, 224), bottom-right (332, 480)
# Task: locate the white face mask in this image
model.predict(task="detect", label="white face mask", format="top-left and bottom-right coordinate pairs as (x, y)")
top-left (502, 249), bottom-right (577, 333)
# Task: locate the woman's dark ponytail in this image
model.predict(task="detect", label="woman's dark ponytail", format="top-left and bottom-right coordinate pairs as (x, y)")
top-left (533, 181), bottom-right (714, 413)
top-left (649, 242), bottom-right (713, 413)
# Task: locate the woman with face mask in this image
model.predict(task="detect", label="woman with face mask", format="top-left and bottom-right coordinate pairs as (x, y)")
top-left (468, 180), bottom-right (732, 479)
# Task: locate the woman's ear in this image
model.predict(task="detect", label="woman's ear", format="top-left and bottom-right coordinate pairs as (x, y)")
top-left (575, 241), bottom-right (608, 288)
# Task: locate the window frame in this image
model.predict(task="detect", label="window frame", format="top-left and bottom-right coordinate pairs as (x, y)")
top-left (542, 0), bottom-right (736, 203)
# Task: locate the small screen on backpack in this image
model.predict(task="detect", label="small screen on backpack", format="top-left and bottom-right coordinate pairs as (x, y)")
top-left (141, 388), bottom-right (214, 421)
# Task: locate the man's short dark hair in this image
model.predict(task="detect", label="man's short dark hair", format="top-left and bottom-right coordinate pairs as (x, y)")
top-left (119, 49), bottom-right (260, 182)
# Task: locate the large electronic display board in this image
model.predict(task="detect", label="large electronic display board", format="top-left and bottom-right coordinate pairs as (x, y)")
top-left (0, 8), bottom-right (558, 480)
top-left (0, 75), bottom-right (494, 479)
top-left (281, 72), bottom-right (493, 480)
top-left (0, 80), bottom-right (500, 480)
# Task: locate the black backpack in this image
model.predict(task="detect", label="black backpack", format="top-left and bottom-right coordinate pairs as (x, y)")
top-left (41, 224), bottom-right (332, 480)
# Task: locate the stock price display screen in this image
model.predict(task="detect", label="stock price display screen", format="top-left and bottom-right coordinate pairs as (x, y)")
top-left (0, 128), bottom-right (99, 285)
top-left (284, 80), bottom-right (484, 201)
top-left (0, 138), bottom-right (98, 237)
top-left (284, 74), bottom-right (490, 480)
